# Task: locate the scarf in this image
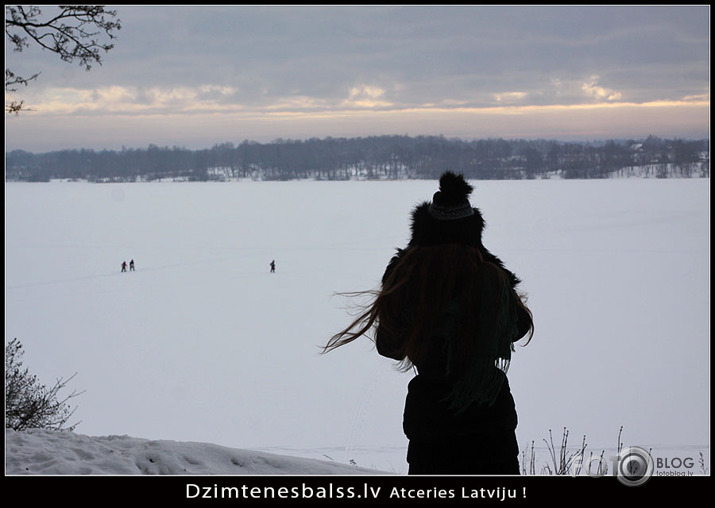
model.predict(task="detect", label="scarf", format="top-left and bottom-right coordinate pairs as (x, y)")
top-left (443, 272), bottom-right (520, 414)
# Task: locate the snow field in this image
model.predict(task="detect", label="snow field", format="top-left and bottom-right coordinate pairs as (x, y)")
top-left (4, 178), bottom-right (710, 474)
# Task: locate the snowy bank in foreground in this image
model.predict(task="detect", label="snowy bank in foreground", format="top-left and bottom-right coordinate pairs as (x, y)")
top-left (5, 429), bottom-right (384, 475)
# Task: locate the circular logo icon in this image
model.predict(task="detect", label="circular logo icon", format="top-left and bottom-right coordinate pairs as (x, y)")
top-left (616, 446), bottom-right (654, 487)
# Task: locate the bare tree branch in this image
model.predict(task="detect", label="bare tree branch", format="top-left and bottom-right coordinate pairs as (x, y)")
top-left (5, 5), bottom-right (121, 113)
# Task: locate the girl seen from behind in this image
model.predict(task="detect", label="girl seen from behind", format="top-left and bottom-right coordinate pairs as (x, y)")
top-left (323, 172), bottom-right (534, 475)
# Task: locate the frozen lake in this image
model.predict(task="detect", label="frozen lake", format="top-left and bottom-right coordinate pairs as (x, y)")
top-left (4, 178), bottom-right (710, 474)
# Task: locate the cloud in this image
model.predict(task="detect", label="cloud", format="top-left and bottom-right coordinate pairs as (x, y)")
top-left (681, 93), bottom-right (710, 103)
top-left (341, 85), bottom-right (393, 109)
top-left (6, 94), bottom-right (708, 154)
top-left (17, 84), bottom-right (246, 115)
top-left (18, 82), bottom-right (401, 116)
top-left (581, 75), bottom-right (623, 102)
top-left (493, 92), bottom-right (529, 104)
top-left (4, 5), bottom-right (709, 151)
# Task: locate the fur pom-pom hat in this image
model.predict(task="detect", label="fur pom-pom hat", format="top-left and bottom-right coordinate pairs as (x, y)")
top-left (409, 171), bottom-right (486, 247)
top-left (428, 171), bottom-right (475, 220)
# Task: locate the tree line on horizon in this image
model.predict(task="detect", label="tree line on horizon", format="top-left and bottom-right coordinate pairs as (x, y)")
top-left (5, 134), bottom-right (709, 182)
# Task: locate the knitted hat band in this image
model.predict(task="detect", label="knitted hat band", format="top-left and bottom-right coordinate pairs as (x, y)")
top-left (428, 201), bottom-right (475, 221)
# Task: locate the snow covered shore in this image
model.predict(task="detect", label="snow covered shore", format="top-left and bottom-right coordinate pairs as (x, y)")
top-left (5, 428), bottom-right (379, 475)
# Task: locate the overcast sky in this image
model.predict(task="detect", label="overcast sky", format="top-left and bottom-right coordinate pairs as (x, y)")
top-left (4, 5), bottom-right (710, 153)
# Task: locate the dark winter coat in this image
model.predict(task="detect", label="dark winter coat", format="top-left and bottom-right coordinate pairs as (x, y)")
top-left (375, 249), bottom-right (530, 474)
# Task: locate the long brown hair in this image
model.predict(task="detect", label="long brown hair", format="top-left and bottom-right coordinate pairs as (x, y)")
top-left (323, 244), bottom-right (533, 370)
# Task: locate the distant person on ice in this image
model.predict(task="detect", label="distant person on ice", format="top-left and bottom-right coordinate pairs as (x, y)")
top-left (129, 259), bottom-right (135, 271)
top-left (270, 260), bottom-right (276, 273)
top-left (323, 171), bottom-right (534, 475)
top-left (121, 261), bottom-right (127, 272)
